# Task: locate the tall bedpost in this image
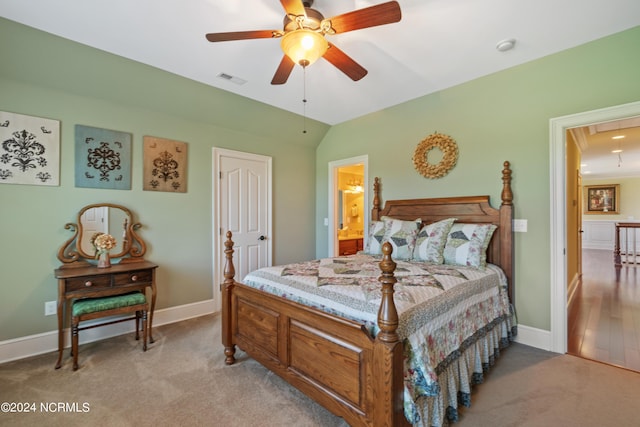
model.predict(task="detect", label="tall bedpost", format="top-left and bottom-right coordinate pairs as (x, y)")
top-left (372, 177), bottom-right (381, 221)
top-left (222, 231), bottom-right (236, 365)
top-left (373, 242), bottom-right (407, 426)
top-left (377, 242), bottom-right (399, 343)
top-left (499, 161), bottom-right (515, 304)
top-left (501, 161), bottom-right (513, 206)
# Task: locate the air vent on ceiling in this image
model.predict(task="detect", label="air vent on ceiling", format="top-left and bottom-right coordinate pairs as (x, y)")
top-left (217, 73), bottom-right (247, 85)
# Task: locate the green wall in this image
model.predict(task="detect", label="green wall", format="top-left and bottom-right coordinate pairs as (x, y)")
top-left (2, 15), bottom-right (640, 344)
top-left (315, 26), bottom-right (640, 331)
top-left (0, 18), bottom-right (329, 341)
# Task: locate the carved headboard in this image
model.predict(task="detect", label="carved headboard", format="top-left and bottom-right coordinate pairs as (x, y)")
top-left (371, 161), bottom-right (514, 303)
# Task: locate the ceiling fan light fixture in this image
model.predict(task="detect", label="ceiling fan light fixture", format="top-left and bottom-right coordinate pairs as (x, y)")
top-left (281, 29), bottom-right (328, 67)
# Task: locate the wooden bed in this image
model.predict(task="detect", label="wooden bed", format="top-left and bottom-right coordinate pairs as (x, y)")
top-left (221, 161), bottom-right (514, 427)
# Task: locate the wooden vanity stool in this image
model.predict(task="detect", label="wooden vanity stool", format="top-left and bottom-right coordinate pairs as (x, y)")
top-left (71, 292), bottom-right (148, 371)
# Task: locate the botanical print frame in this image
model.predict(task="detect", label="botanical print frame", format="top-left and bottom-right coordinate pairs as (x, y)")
top-left (75, 125), bottom-right (132, 190)
top-left (584, 184), bottom-right (620, 214)
top-left (0, 111), bottom-right (60, 186)
top-left (143, 136), bottom-right (187, 193)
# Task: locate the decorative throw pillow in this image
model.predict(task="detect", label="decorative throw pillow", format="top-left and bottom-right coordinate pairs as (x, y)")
top-left (381, 216), bottom-right (422, 260)
top-left (443, 223), bottom-right (497, 268)
top-left (363, 220), bottom-right (386, 255)
top-left (413, 218), bottom-right (456, 264)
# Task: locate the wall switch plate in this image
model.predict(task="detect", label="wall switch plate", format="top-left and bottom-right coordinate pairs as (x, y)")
top-left (45, 300), bottom-right (57, 316)
top-left (323, 218), bottom-right (329, 226)
top-left (513, 219), bottom-right (528, 232)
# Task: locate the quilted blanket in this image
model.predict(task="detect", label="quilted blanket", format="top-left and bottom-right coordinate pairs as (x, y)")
top-left (242, 253), bottom-right (515, 426)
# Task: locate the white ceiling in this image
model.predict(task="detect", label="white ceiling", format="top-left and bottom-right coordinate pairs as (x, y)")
top-left (1, 0), bottom-right (639, 126)
top-left (574, 118), bottom-right (640, 179)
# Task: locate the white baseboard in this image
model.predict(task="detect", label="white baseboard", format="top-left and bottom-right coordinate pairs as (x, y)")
top-left (514, 324), bottom-right (555, 352)
top-left (581, 243), bottom-right (613, 250)
top-left (0, 299), bottom-right (216, 365)
top-left (1, 303), bottom-right (558, 365)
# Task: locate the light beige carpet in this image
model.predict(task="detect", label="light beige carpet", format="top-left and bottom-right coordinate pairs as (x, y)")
top-left (456, 341), bottom-right (640, 426)
top-left (1, 314), bottom-right (638, 426)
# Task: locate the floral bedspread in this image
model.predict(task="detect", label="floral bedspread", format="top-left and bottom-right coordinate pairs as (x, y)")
top-left (242, 253), bottom-right (515, 426)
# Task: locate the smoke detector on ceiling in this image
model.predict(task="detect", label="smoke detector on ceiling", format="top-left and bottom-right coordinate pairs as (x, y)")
top-left (496, 39), bottom-right (516, 52)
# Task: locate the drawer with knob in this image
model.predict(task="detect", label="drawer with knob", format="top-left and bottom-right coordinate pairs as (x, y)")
top-left (66, 275), bottom-right (111, 292)
top-left (113, 269), bottom-right (153, 286)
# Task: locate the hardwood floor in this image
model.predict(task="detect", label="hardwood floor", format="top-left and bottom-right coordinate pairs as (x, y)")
top-left (568, 248), bottom-right (640, 372)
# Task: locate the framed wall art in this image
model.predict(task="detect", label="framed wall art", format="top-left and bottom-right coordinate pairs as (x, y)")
top-left (143, 136), bottom-right (187, 193)
top-left (584, 184), bottom-right (619, 214)
top-left (75, 125), bottom-right (132, 190)
top-left (0, 111), bottom-right (60, 186)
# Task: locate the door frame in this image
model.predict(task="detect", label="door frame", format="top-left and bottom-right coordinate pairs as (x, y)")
top-left (212, 147), bottom-right (273, 312)
top-left (328, 155), bottom-right (369, 257)
top-left (550, 100), bottom-right (640, 353)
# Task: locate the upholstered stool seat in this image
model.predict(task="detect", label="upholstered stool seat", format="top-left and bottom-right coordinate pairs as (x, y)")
top-left (71, 292), bottom-right (148, 371)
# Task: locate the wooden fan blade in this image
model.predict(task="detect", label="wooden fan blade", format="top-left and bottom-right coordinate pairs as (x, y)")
top-left (280, 0), bottom-right (306, 17)
top-left (328, 1), bottom-right (401, 34)
top-left (206, 30), bottom-right (277, 42)
top-left (271, 55), bottom-right (295, 85)
top-left (322, 43), bottom-right (367, 81)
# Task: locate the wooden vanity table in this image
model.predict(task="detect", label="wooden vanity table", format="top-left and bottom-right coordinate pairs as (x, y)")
top-left (55, 203), bottom-right (156, 370)
top-left (54, 261), bottom-right (157, 369)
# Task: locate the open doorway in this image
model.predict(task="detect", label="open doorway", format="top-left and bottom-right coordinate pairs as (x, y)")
top-left (567, 118), bottom-right (640, 371)
top-left (549, 100), bottom-right (640, 356)
top-left (336, 164), bottom-right (365, 255)
top-left (327, 156), bottom-right (368, 257)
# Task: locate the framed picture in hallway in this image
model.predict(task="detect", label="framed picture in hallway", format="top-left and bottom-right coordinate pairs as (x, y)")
top-left (584, 184), bottom-right (620, 214)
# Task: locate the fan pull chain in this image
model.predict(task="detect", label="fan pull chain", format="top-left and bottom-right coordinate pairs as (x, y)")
top-left (302, 66), bottom-right (307, 134)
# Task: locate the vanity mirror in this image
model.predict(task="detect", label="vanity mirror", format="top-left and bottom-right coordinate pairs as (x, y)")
top-left (57, 203), bottom-right (147, 267)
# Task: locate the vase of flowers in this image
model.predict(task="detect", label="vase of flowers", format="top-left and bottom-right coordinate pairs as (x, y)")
top-left (92, 232), bottom-right (117, 268)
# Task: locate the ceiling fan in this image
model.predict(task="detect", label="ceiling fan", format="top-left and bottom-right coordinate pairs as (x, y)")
top-left (205, 0), bottom-right (402, 85)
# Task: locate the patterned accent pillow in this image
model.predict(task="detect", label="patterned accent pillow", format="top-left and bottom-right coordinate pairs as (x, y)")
top-left (443, 223), bottom-right (497, 268)
top-left (363, 220), bottom-right (386, 255)
top-left (381, 216), bottom-right (422, 260)
top-left (413, 218), bottom-right (456, 264)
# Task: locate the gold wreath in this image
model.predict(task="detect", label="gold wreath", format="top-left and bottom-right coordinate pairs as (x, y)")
top-left (412, 133), bottom-right (459, 179)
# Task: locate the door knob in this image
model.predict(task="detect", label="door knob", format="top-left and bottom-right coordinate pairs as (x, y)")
top-left (258, 235), bottom-right (266, 241)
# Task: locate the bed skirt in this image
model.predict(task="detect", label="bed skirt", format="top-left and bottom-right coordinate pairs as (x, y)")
top-left (410, 312), bottom-right (517, 427)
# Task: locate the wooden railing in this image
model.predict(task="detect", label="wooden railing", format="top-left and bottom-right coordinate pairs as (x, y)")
top-left (614, 222), bottom-right (640, 266)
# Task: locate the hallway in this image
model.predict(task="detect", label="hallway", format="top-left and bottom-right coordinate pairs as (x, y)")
top-left (568, 248), bottom-right (640, 372)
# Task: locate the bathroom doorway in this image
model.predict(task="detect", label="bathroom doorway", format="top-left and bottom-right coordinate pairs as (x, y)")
top-left (327, 155), bottom-right (368, 257)
top-left (337, 164), bottom-right (365, 255)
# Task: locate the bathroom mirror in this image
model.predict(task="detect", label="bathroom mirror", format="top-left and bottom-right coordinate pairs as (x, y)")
top-left (338, 188), bottom-right (364, 237)
top-left (57, 203), bottom-right (147, 266)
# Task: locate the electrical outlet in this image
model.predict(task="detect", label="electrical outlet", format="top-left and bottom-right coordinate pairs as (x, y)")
top-left (44, 301), bottom-right (57, 316)
top-left (513, 219), bottom-right (528, 233)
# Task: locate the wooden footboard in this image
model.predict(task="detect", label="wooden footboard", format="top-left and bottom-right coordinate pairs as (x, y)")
top-left (222, 236), bottom-right (408, 427)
